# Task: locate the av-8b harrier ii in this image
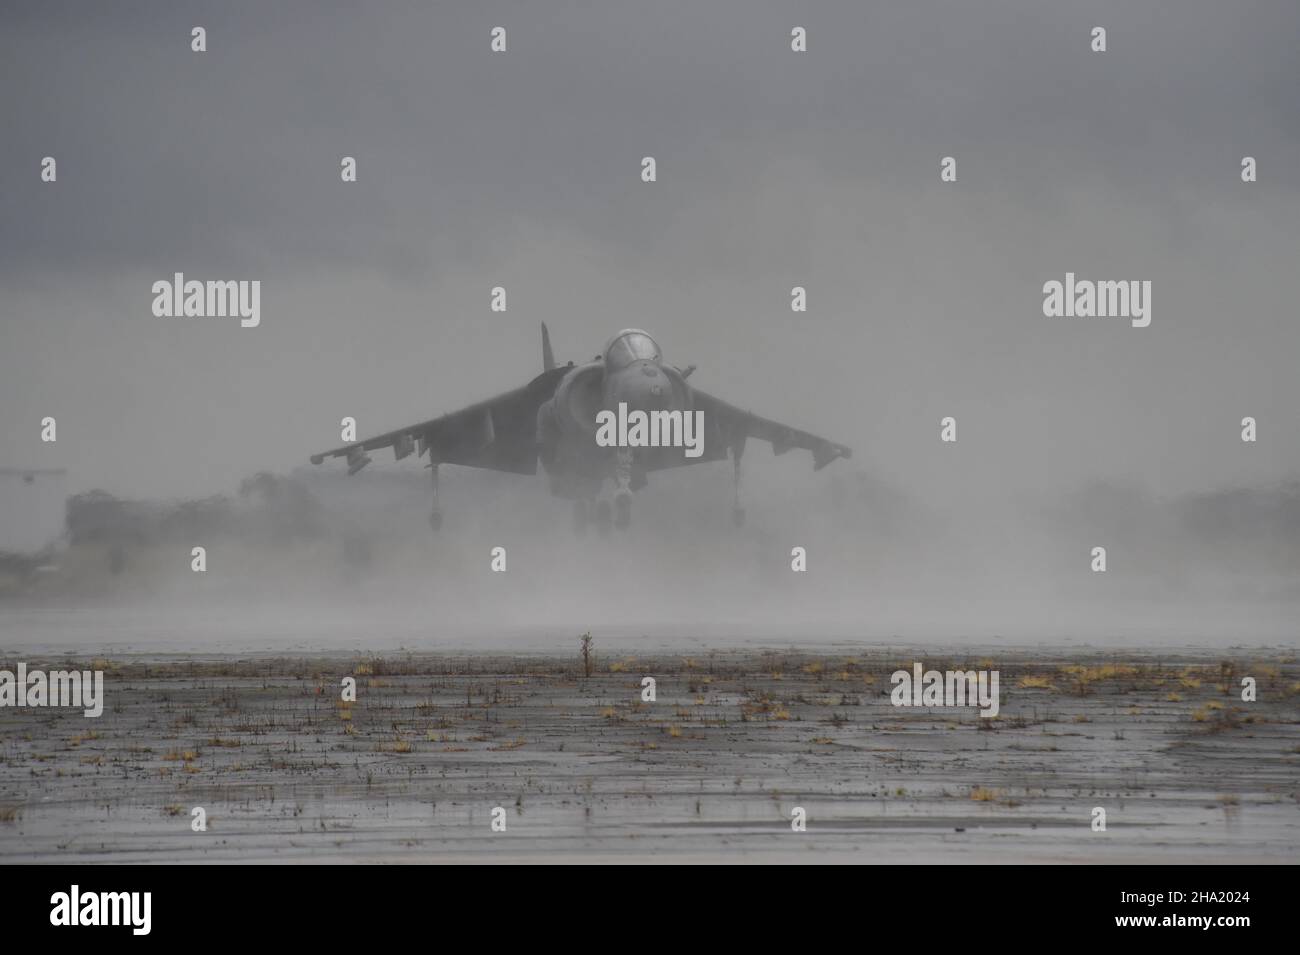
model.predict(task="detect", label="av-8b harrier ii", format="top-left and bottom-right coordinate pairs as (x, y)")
top-left (310, 326), bottom-right (851, 533)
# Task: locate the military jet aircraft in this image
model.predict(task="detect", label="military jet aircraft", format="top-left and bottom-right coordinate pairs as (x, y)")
top-left (310, 326), bottom-right (851, 533)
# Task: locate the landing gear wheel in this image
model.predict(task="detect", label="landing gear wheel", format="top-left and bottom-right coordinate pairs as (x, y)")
top-left (614, 492), bottom-right (631, 530)
top-left (573, 499), bottom-right (589, 537)
top-left (595, 499), bottom-right (613, 537)
top-left (732, 506), bottom-right (746, 528)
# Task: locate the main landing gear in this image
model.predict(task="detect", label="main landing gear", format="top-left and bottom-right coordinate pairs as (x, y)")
top-left (595, 499), bottom-right (613, 537)
top-left (613, 448), bottom-right (633, 531)
top-left (574, 494), bottom-right (625, 537)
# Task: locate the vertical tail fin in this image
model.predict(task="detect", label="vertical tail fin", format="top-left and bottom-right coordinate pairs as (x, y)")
top-left (541, 322), bottom-right (556, 372)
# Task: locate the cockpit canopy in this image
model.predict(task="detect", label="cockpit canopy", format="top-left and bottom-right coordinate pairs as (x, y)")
top-left (604, 329), bottom-right (662, 370)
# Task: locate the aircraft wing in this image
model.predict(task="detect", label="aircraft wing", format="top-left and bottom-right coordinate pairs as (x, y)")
top-left (683, 389), bottom-right (852, 470)
top-left (310, 368), bottom-right (567, 475)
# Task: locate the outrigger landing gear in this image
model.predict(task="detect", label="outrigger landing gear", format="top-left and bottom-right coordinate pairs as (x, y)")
top-left (731, 442), bottom-right (746, 527)
top-left (428, 461), bottom-right (442, 531)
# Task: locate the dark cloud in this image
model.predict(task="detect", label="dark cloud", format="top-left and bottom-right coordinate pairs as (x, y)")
top-left (1, 0), bottom-right (1297, 511)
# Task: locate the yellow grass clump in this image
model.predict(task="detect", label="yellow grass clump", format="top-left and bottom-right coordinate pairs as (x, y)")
top-left (1018, 675), bottom-right (1055, 689)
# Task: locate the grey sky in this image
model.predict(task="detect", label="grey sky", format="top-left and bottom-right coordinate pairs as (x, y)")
top-left (2, 0), bottom-right (1298, 503)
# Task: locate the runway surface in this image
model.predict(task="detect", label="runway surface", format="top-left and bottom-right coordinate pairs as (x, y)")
top-left (1, 647), bottom-right (1296, 863)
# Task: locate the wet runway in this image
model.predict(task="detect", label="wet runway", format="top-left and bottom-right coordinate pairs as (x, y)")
top-left (1, 647), bottom-right (1296, 862)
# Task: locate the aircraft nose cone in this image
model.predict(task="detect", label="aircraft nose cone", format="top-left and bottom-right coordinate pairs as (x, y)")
top-left (615, 364), bottom-right (672, 412)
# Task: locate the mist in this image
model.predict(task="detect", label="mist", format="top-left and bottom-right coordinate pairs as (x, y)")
top-left (2, 455), bottom-right (1295, 651)
top-left (2, 0), bottom-right (1298, 649)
